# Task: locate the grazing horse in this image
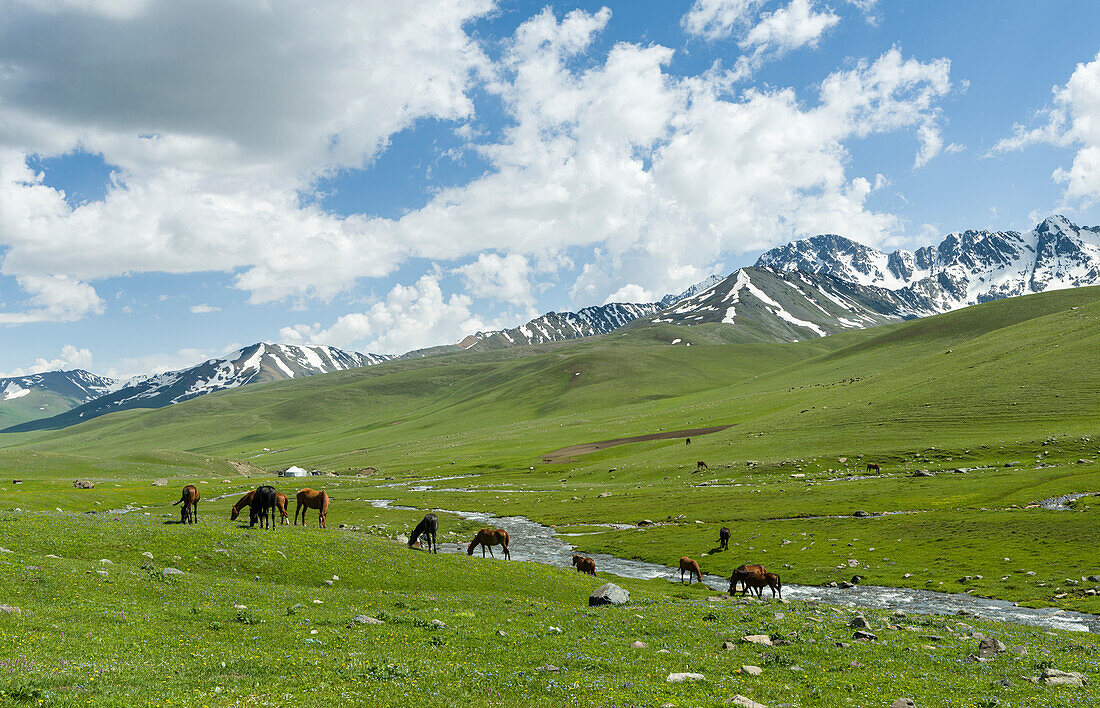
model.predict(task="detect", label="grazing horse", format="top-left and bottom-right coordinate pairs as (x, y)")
top-left (728, 563), bottom-right (767, 595)
top-left (866, 462), bottom-right (881, 472)
top-left (718, 526), bottom-right (731, 551)
top-left (572, 554), bottom-right (596, 575)
top-left (409, 513), bottom-right (439, 553)
top-left (741, 571), bottom-right (783, 598)
top-left (679, 556), bottom-right (702, 584)
top-left (249, 485), bottom-right (278, 529)
top-left (231, 490), bottom-right (289, 525)
top-left (295, 488), bottom-right (330, 528)
top-left (696, 461), bottom-right (708, 471)
top-left (173, 485), bottom-right (200, 524)
top-left (467, 528), bottom-right (510, 559)
top-left (685, 437), bottom-right (691, 445)
top-left (275, 492), bottom-right (289, 525)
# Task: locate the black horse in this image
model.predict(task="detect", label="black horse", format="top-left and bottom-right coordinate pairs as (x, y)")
top-left (408, 513), bottom-right (438, 553)
top-left (718, 526), bottom-right (731, 551)
top-left (249, 485), bottom-right (278, 529)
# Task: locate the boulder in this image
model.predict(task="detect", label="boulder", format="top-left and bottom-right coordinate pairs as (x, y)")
top-left (890, 700), bottom-right (916, 708)
top-left (0, 605), bottom-right (21, 615)
top-left (162, 567), bottom-right (184, 577)
top-left (850, 575), bottom-right (864, 584)
top-left (666, 673), bottom-right (704, 683)
top-left (978, 637), bottom-right (1006, 659)
top-left (73, 480), bottom-right (95, 489)
top-left (741, 635), bottom-right (773, 646)
top-left (741, 665), bottom-right (762, 676)
top-left (638, 519), bottom-right (654, 526)
top-left (1041, 668), bottom-right (1088, 687)
top-left (848, 615), bottom-right (871, 629)
top-left (152, 479), bottom-right (168, 486)
top-left (630, 641), bottom-right (648, 649)
top-left (726, 696), bottom-right (768, 708)
top-left (348, 615), bottom-right (384, 626)
top-left (853, 510), bottom-right (872, 517)
top-left (852, 630), bottom-right (877, 641)
top-left (589, 583), bottom-right (629, 607)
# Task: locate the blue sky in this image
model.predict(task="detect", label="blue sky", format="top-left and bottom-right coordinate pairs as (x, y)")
top-left (1, 0), bottom-right (1099, 378)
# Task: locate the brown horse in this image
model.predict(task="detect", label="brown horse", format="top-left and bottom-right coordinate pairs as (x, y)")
top-left (572, 554), bottom-right (596, 575)
top-left (742, 571), bottom-right (782, 598)
top-left (295, 488), bottom-right (330, 528)
top-left (679, 556), bottom-right (702, 584)
top-left (866, 462), bottom-right (881, 472)
top-left (172, 485), bottom-right (200, 524)
top-left (729, 563), bottom-right (767, 595)
top-left (467, 528), bottom-right (510, 559)
top-left (696, 461), bottom-right (708, 471)
top-left (231, 490), bottom-right (289, 524)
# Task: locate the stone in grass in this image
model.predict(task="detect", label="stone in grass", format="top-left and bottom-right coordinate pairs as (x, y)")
top-left (726, 696), bottom-right (768, 708)
top-left (848, 615), bottom-right (871, 629)
top-left (666, 673), bottom-right (704, 683)
top-left (1041, 668), bottom-right (1088, 687)
top-left (589, 583), bottom-right (629, 606)
top-left (891, 700), bottom-right (916, 708)
top-left (852, 630), bottom-right (877, 641)
top-left (0, 605), bottom-right (21, 615)
top-left (630, 641), bottom-right (648, 649)
top-left (742, 635), bottom-right (773, 646)
top-left (431, 619), bottom-right (446, 628)
top-left (348, 615), bottom-right (383, 627)
top-left (978, 636), bottom-right (1006, 659)
top-left (741, 665), bottom-right (762, 676)
top-left (162, 567), bottom-right (184, 577)
top-left (141, 552), bottom-right (154, 560)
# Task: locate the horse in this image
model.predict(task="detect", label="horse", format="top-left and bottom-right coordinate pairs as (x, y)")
top-left (728, 563), bottom-right (767, 595)
top-left (275, 492), bottom-right (289, 524)
top-left (742, 571), bottom-right (783, 598)
top-left (172, 485), bottom-right (200, 524)
top-left (696, 460), bottom-right (708, 471)
top-left (572, 554), bottom-right (596, 575)
top-left (866, 462), bottom-right (881, 472)
top-left (249, 485), bottom-right (278, 529)
top-left (230, 490), bottom-right (288, 524)
top-left (409, 513), bottom-right (439, 553)
top-left (685, 437), bottom-right (691, 445)
top-left (679, 556), bottom-right (702, 584)
top-left (718, 526), bottom-right (731, 551)
top-left (295, 488), bottom-right (330, 528)
top-left (467, 528), bottom-right (510, 559)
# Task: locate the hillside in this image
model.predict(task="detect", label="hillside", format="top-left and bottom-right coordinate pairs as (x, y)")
top-left (0, 369), bottom-right (116, 428)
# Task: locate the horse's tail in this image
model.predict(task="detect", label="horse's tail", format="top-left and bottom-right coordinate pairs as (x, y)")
top-left (172, 497), bottom-right (183, 506)
top-left (776, 573), bottom-right (782, 598)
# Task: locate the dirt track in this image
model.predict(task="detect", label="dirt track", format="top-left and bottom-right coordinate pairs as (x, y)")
top-left (541, 425), bottom-right (734, 462)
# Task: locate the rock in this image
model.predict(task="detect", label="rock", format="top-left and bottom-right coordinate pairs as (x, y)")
top-left (850, 575), bottom-right (864, 584)
top-left (978, 637), bottom-right (1006, 659)
top-left (1010, 645), bottom-right (1027, 656)
top-left (824, 581), bottom-right (839, 588)
top-left (141, 552), bottom-right (154, 559)
top-left (538, 665), bottom-right (559, 672)
top-left (589, 583), bottom-right (629, 606)
top-left (742, 635), bottom-right (773, 646)
top-left (848, 615), bottom-right (871, 629)
top-left (1041, 668), bottom-right (1088, 687)
top-left (430, 619), bottom-right (446, 628)
top-left (547, 626), bottom-right (562, 634)
top-left (848, 661), bottom-right (863, 668)
top-left (630, 640), bottom-right (648, 649)
top-left (890, 700), bottom-right (916, 708)
top-left (349, 615), bottom-right (384, 626)
top-left (666, 673), bottom-right (704, 683)
top-left (741, 665), bottom-right (762, 675)
top-left (638, 519), bottom-right (654, 526)
top-left (839, 581), bottom-right (855, 589)
top-left (721, 641), bottom-right (737, 650)
top-left (152, 479), bottom-right (168, 486)
top-left (852, 630), bottom-right (877, 641)
top-left (853, 510), bottom-right (871, 517)
top-left (323, 580), bottom-right (334, 586)
top-left (0, 605), bottom-right (21, 615)
top-left (913, 470), bottom-right (934, 477)
top-left (726, 696), bottom-right (768, 708)
top-left (73, 480), bottom-right (95, 489)
top-left (657, 649), bottom-right (670, 654)
top-left (497, 630), bottom-right (508, 637)
top-left (1077, 459), bottom-right (1093, 464)
top-left (162, 567), bottom-right (184, 577)
top-left (597, 492), bottom-right (612, 498)
top-left (892, 610), bottom-right (907, 619)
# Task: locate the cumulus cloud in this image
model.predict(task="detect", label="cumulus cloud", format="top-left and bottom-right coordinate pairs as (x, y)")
top-left (990, 49), bottom-right (1100, 202)
top-left (682, 0), bottom-right (765, 41)
top-left (1, 344), bottom-right (94, 377)
top-left (189, 303), bottom-right (220, 314)
top-left (455, 252), bottom-right (538, 307)
top-left (0, 272), bottom-right (104, 325)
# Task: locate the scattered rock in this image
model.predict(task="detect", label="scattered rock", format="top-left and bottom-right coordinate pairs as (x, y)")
top-left (890, 700), bottom-right (916, 708)
top-left (742, 635), bottom-right (773, 646)
top-left (538, 665), bottom-right (559, 673)
top-left (848, 661), bottom-right (863, 668)
top-left (852, 510), bottom-right (871, 517)
top-left (547, 626), bottom-right (562, 634)
top-left (348, 615), bottom-right (383, 626)
top-left (838, 581), bottom-right (855, 589)
top-left (848, 615), bottom-right (871, 629)
top-left (852, 631), bottom-right (877, 641)
top-left (741, 665), bottom-right (762, 676)
top-left (666, 673), bottom-right (704, 683)
top-left (141, 552), bottom-right (154, 559)
top-left (721, 641), bottom-right (737, 650)
top-left (850, 575), bottom-right (864, 584)
top-left (978, 637), bottom-right (1006, 659)
top-left (152, 479), bottom-right (168, 487)
top-left (1041, 668), bottom-right (1088, 687)
top-left (589, 583), bottom-right (629, 607)
top-left (597, 492), bottom-right (612, 498)
top-left (430, 619), bottom-right (446, 628)
top-left (72, 480), bottom-right (95, 489)
top-left (638, 519), bottom-right (654, 526)
top-left (726, 696), bottom-right (768, 708)
top-left (497, 630), bottom-right (508, 637)
top-left (1077, 459), bottom-right (1093, 464)
top-left (162, 567), bottom-right (184, 577)
top-left (630, 640), bottom-right (648, 649)
top-left (912, 470), bottom-right (934, 477)
top-left (0, 605), bottom-right (21, 615)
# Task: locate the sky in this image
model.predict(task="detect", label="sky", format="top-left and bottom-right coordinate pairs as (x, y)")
top-left (2, 0), bottom-right (1100, 379)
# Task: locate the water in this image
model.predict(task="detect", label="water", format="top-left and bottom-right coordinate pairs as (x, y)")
top-left (1037, 491), bottom-right (1099, 511)
top-left (371, 499), bottom-right (1100, 633)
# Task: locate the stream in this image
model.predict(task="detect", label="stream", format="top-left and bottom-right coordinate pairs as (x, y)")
top-left (370, 499), bottom-right (1100, 633)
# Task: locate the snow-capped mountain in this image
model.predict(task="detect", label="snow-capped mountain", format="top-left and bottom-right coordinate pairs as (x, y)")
top-left (644, 267), bottom-right (916, 341)
top-left (457, 302), bottom-right (662, 351)
top-left (660, 274), bottom-right (725, 307)
top-left (0, 370), bottom-right (117, 428)
top-left (3, 343), bottom-right (390, 433)
top-left (755, 215), bottom-right (1100, 312)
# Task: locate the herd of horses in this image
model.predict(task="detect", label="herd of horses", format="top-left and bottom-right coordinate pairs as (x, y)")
top-left (171, 484), bottom-right (330, 528)
top-left (171, 486), bottom-right (784, 598)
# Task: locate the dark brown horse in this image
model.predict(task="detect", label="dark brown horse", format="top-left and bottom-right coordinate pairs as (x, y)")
top-left (679, 556), bottom-right (702, 584)
top-left (729, 563), bottom-right (767, 595)
top-left (741, 571), bottom-right (783, 598)
top-left (696, 461), bottom-right (708, 471)
top-left (409, 513), bottom-right (438, 553)
top-left (173, 485), bottom-right (200, 524)
top-left (295, 488), bottom-right (330, 528)
top-left (718, 526), bottom-right (731, 551)
top-left (249, 485), bottom-right (278, 529)
top-left (467, 528), bottom-right (510, 559)
top-left (866, 462), bottom-right (881, 472)
top-left (231, 490), bottom-right (289, 524)
top-left (572, 554), bottom-right (596, 575)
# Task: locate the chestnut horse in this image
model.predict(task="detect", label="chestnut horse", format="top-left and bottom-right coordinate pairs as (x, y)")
top-left (679, 556), bottom-right (702, 584)
top-left (696, 461), bottom-right (708, 471)
top-left (231, 490), bottom-right (289, 524)
top-left (409, 513), bottom-right (438, 553)
top-left (572, 554), bottom-right (596, 575)
top-left (718, 526), bottom-right (731, 551)
top-left (741, 571), bottom-right (783, 598)
top-left (728, 563), bottom-right (767, 595)
top-left (467, 528), bottom-right (510, 559)
top-left (866, 462), bottom-right (881, 472)
top-left (249, 485), bottom-right (278, 529)
top-left (172, 485), bottom-right (200, 524)
top-left (295, 488), bottom-right (330, 528)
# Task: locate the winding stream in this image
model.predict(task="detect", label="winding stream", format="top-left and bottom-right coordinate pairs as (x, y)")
top-left (370, 499), bottom-right (1100, 633)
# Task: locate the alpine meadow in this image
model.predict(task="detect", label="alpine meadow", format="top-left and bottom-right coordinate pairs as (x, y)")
top-left (1, 2), bottom-right (1099, 707)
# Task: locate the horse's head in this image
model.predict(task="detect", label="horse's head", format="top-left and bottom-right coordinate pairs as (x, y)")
top-left (230, 507), bottom-right (240, 521)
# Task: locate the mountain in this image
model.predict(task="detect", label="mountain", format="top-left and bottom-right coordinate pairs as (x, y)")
top-left (755, 215), bottom-right (1100, 312)
top-left (457, 302), bottom-right (662, 351)
top-left (0, 370), bottom-right (117, 428)
top-left (3, 343), bottom-right (390, 433)
top-left (659, 274), bottom-right (724, 307)
top-left (642, 266), bottom-right (920, 341)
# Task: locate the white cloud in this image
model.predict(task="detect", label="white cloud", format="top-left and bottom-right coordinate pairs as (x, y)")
top-left (455, 252), bottom-right (537, 306)
top-left (0, 272), bottom-right (104, 325)
top-left (991, 49), bottom-right (1100, 202)
top-left (604, 283), bottom-right (652, 304)
top-left (730, 0), bottom-right (840, 80)
top-left (0, 344), bottom-right (94, 377)
top-left (682, 0), bottom-right (764, 41)
top-left (102, 346), bottom-right (225, 382)
top-left (189, 303), bottom-right (220, 314)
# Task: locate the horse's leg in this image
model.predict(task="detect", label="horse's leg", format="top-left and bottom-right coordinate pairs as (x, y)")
top-left (194, 501), bottom-right (199, 524)
top-left (488, 545), bottom-right (495, 558)
top-left (294, 502), bottom-right (301, 525)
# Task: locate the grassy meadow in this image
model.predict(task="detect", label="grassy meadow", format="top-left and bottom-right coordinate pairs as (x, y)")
top-left (0, 286), bottom-right (1098, 705)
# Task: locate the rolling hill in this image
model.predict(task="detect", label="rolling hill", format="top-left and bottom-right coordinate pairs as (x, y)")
top-left (0, 369), bottom-right (116, 428)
